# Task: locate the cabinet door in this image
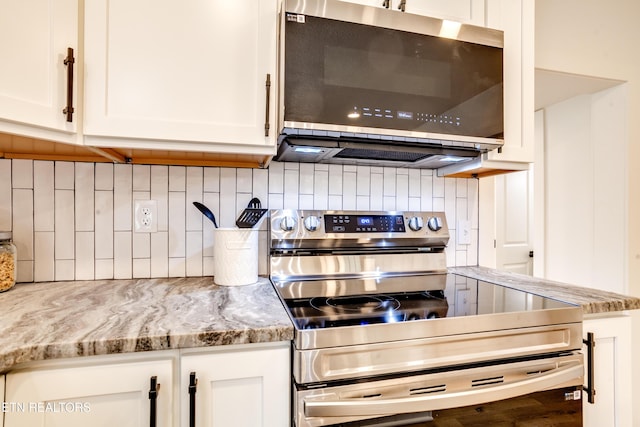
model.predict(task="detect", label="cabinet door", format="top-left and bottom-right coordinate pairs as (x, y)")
top-left (485, 0), bottom-right (534, 163)
top-left (583, 315), bottom-right (632, 427)
top-left (181, 344), bottom-right (290, 427)
top-left (0, 0), bottom-right (79, 141)
top-left (84, 0), bottom-right (277, 155)
top-left (4, 358), bottom-right (173, 427)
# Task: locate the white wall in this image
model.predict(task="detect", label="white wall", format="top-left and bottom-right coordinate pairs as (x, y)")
top-left (536, 0), bottom-right (640, 424)
top-left (0, 160), bottom-right (479, 283)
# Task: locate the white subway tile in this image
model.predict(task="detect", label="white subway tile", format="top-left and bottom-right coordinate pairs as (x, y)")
top-left (299, 194), bottom-right (314, 209)
top-left (314, 164), bottom-right (329, 171)
top-left (0, 160), bottom-right (11, 230)
top-left (113, 164), bottom-right (132, 231)
top-left (299, 163), bottom-right (314, 194)
top-left (203, 256), bottom-right (214, 276)
top-left (433, 174), bottom-right (445, 198)
top-left (268, 161), bottom-right (284, 194)
top-left (456, 198), bottom-right (468, 222)
top-left (95, 163), bottom-right (114, 191)
top-left (370, 172), bottom-right (383, 210)
top-left (408, 170), bottom-right (421, 198)
top-left (420, 174), bottom-right (433, 211)
top-left (186, 231), bottom-right (203, 277)
top-left (133, 230), bottom-right (150, 259)
top-left (34, 231), bottom-right (54, 282)
top-left (202, 192), bottom-right (219, 257)
top-left (383, 196), bottom-right (396, 211)
top-left (268, 193), bottom-right (284, 210)
top-left (396, 173), bottom-right (409, 211)
top-left (12, 159), bottom-right (33, 189)
top-left (169, 166), bottom-right (186, 191)
top-left (75, 231), bottom-right (95, 280)
top-left (219, 168), bottom-right (237, 227)
top-left (356, 166), bottom-right (370, 196)
top-left (75, 163), bottom-right (94, 232)
top-left (444, 178), bottom-right (457, 225)
top-left (54, 189), bottom-right (74, 260)
top-left (151, 232), bottom-right (169, 278)
top-left (342, 172), bottom-right (356, 210)
top-left (168, 257), bottom-right (186, 277)
top-left (468, 180), bottom-right (479, 229)
top-left (133, 258), bottom-right (151, 278)
top-left (252, 169), bottom-right (269, 206)
top-left (433, 197), bottom-right (445, 212)
top-left (113, 231), bottom-right (132, 279)
top-left (95, 259), bottom-right (113, 280)
top-left (203, 167), bottom-right (220, 192)
top-left (13, 188), bottom-right (34, 259)
top-left (33, 161), bottom-right (54, 232)
top-left (343, 165), bottom-right (357, 173)
top-left (370, 167), bottom-right (384, 174)
top-left (356, 196), bottom-right (369, 210)
top-left (328, 165), bottom-right (343, 195)
top-left (313, 168), bottom-right (329, 210)
top-left (236, 168), bottom-right (253, 194)
top-left (455, 250), bottom-right (468, 267)
top-left (284, 162), bottom-right (299, 170)
top-left (467, 231), bottom-right (478, 266)
top-left (54, 162), bottom-right (74, 190)
top-left (168, 191), bottom-right (186, 257)
top-left (283, 168), bottom-right (299, 209)
top-left (16, 260), bottom-right (33, 283)
top-left (383, 168), bottom-right (395, 196)
top-left (408, 197), bottom-right (421, 211)
top-left (328, 195), bottom-right (342, 210)
top-left (95, 191), bottom-right (114, 259)
top-left (151, 166), bottom-right (169, 232)
top-left (55, 259), bottom-right (74, 281)
top-left (456, 178), bottom-right (468, 198)
top-left (186, 167), bottom-right (204, 231)
top-left (132, 165), bottom-right (151, 191)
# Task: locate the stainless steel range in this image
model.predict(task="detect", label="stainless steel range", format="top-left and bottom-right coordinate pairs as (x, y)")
top-left (269, 210), bottom-right (584, 427)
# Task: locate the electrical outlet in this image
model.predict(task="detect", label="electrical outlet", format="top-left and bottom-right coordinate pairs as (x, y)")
top-left (134, 200), bottom-right (157, 233)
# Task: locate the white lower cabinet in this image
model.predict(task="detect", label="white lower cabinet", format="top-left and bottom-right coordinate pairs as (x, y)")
top-left (180, 343), bottom-right (290, 427)
top-left (582, 314), bottom-right (632, 427)
top-left (3, 352), bottom-right (175, 427)
top-left (2, 343), bottom-right (290, 427)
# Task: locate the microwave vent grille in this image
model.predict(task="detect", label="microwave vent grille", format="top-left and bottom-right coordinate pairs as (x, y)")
top-left (334, 148), bottom-right (433, 163)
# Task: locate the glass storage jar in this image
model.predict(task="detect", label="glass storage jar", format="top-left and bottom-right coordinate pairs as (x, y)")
top-left (0, 231), bottom-right (17, 292)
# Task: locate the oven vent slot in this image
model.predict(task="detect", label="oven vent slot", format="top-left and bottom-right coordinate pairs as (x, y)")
top-left (409, 384), bottom-right (446, 395)
top-left (471, 376), bottom-right (504, 387)
top-left (362, 393), bottom-right (382, 399)
top-left (527, 368), bottom-right (552, 376)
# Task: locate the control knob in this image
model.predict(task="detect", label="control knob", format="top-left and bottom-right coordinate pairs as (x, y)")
top-left (303, 216), bottom-right (320, 232)
top-left (280, 216), bottom-right (297, 232)
top-left (408, 216), bottom-right (424, 231)
top-left (427, 216), bottom-right (443, 232)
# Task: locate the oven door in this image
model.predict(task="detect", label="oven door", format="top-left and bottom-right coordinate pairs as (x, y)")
top-left (295, 352), bottom-right (583, 427)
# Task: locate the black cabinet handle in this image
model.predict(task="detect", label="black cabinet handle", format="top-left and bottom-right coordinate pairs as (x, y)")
top-left (398, 0), bottom-right (406, 12)
top-left (583, 332), bottom-right (596, 404)
top-left (264, 74), bottom-right (271, 137)
top-left (382, 0), bottom-right (390, 8)
top-left (148, 376), bottom-right (160, 427)
top-left (189, 372), bottom-right (198, 427)
top-left (63, 47), bottom-right (75, 122)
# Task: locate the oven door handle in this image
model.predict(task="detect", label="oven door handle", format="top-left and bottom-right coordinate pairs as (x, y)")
top-left (304, 362), bottom-right (583, 418)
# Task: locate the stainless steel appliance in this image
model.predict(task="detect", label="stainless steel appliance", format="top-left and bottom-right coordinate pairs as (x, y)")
top-left (276, 0), bottom-right (504, 169)
top-left (269, 210), bottom-right (584, 427)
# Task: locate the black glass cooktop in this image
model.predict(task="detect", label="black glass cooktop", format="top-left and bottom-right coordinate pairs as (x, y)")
top-left (272, 273), bottom-right (577, 331)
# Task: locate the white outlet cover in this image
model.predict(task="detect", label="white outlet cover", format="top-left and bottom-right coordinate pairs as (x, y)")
top-left (134, 199), bottom-right (158, 233)
top-left (457, 219), bottom-right (471, 245)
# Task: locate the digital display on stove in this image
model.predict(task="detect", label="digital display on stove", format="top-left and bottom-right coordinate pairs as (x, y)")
top-left (325, 214), bottom-right (406, 233)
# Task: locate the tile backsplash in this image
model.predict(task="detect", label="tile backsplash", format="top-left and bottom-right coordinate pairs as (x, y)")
top-left (0, 159), bottom-right (479, 283)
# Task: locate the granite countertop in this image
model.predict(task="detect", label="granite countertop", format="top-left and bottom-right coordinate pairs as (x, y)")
top-left (0, 277), bottom-right (293, 374)
top-left (450, 266), bottom-right (640, 314)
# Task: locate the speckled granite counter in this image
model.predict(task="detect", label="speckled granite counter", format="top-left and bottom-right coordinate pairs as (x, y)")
top-left (450, 266), bottom-right (640, 314)
top-left (0, 277), bottom-right (293, 373)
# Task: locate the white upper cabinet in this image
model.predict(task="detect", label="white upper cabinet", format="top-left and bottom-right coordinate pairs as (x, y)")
top-left (339, 0), bottom-right (485, 25)
top-left (0, 0), bottom-right (79, 143)
top-left (83, 0), bottom-right (278, 155)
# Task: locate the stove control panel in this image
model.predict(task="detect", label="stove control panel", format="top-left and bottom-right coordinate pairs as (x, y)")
top-left (324, 214), bottom-right (405, 233)
top-left (270, 210), bottom-right (450, 250)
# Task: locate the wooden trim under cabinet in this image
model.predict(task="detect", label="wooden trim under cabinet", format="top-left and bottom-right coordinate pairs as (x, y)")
top-left (0, 132), bottom-right (272, 168)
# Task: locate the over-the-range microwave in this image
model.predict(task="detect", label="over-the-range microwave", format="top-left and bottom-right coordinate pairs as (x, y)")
top-left (276, 0), bottom-right (504, 169)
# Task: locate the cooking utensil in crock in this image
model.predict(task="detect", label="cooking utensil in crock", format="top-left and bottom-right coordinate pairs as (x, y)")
top-left (235, 197), bottom-right (267, 228)
top-left (193, 202), bottom-right (219, 228)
